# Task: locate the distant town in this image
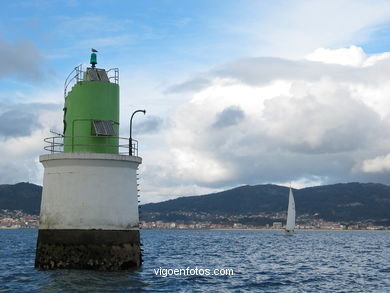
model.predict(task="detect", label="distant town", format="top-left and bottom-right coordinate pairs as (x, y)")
top-left (140, 210), bottom-right (390, 230)
top-left (140, 220), bottom-right (389, 231)
top-left (0, 210), bottom-right (39, 229)
top-left (1, 209), bottom-right (388, 230)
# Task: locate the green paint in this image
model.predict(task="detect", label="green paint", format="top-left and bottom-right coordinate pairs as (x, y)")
top-left (63, 81), bottom-right (119, 154)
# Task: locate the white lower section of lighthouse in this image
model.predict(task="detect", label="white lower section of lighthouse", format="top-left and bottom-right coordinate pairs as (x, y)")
top-left (35, 153), bottom-right (142, 270)
top-left (39, 153), bottom-right (140, 230)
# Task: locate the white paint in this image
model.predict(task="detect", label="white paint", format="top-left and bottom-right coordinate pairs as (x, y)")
top-left (39, 153), bottom-right (142, 230)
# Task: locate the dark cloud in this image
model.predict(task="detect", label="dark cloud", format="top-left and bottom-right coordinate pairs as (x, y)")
top-left (213, 106), bottom-right (245, 128)
top-left (167, 57), bottom-right (390, 93)
top-left (0, 110), bottom-right (42, 138)
top-left (133, 116), bottom-right (163, 135)
top-left (200, 92), bottom-right (385, 187)
top-left (214, 57), bottom-right (390, 87)
top-left (0, 102), bottom-right (60, 138)
top-left (0, 102), bottom-right (61, 185)
top-left (0, 38), bottom-right (44, 80)
top-left (166, 77), bottom-right (211, 94)
top-left (214, 57), bottom-right (336, 86)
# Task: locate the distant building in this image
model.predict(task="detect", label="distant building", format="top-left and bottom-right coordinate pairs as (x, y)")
top-left (272, 222), bottom-right (283, 229)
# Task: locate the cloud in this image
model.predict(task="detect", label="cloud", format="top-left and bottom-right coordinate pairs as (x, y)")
top-left (260, 87), bottom-right (383, 154)
top-left (306, 45), bottom-right (390, 68)
top-left (138, 46), bottom-right (390, 202)
top-left (361, 154), bottom-right (390, 173)
top-left (0, 102), bottom-right (62, 185)
top-left (0, 110), bottom-right (42, 138)
top-left (170, 56), bottom-right (390, 94)
top-left (166, 77), bottom-right (212, 94)
top-left (306, 45), bottom-right (367, 66)
top-left (0, 38), bottom-right (44, 80)
top-left (133, 116), bottom-right (163, 135)
top-left (0, 102), bottom-right (61, 139)
top-left (213, 105), bottom-right (245, 128)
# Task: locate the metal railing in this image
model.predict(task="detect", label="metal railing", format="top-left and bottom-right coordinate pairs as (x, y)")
top-left (43, 135), bottom-right (139, 156)
top-left (64, 66), bottom-right (119, 98)
top-left (107, 68), bottom-right (119, 84)
top-left (64, 64), bottom-right (83, 97)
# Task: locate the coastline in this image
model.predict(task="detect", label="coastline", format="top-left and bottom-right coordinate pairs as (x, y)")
top-left (1, 227), bottom-right (389, 232)
top-left (139, 228), bottom-right (390, 232)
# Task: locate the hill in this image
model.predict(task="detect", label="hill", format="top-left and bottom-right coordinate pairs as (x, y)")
top-left (140, 183), bottom-right (390, 225)
top-left (1, 182), bottom-right (389, 225)
top-left (0, 182), bottom-right (42, 215)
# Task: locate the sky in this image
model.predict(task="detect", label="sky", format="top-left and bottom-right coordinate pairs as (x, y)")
top-left (1, 0), bottom-right (390, 203)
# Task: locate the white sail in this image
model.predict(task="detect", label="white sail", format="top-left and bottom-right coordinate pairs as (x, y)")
top-left (285, 188), bottom-right (296, 231)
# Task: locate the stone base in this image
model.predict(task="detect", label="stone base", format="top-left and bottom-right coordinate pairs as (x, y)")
top-left (35, 229), bottom-right (141, 271)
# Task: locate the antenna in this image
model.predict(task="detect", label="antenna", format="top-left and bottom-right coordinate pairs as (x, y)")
top-left (50, 129), bottom-right (63, 137)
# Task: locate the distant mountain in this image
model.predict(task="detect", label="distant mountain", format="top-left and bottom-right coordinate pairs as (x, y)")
top-left (140, 183), bottom-right (390, 224)
top-left (1, 182), bottom-right (390, 225)
top-left (0, 182), bottom-right (42, 215)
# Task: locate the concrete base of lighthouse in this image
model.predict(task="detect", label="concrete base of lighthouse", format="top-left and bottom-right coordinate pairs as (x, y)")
top-left (35, 229), bottom-right (141, 270)
top-left (35, 153), bottom-right (142, 271)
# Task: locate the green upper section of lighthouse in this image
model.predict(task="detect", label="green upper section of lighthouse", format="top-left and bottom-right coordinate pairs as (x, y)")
top-left (63, 51), bottom-right (120, 154)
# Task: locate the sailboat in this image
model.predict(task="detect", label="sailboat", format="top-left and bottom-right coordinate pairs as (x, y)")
top-left (284, 187), bottom-right (296, 236)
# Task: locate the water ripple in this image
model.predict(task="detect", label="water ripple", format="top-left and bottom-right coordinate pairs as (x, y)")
top-left (0, 229), bottom-right (389, 292)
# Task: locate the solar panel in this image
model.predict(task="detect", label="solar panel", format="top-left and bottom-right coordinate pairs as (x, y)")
top-left (86, 68), bottom-right (99, 81)
top-left (92, 120), bottom-right (116, 136)
top-left (85, 68), bottom-right (111, 82)
top-left (96, 69), bottom-right (109, 82)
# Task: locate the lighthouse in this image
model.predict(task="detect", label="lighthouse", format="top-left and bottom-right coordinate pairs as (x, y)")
top-left (35, 52), bottom-right (143, 270)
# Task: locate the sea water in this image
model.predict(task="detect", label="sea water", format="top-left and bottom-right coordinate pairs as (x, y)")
top-left (0, 229), bottom-right (389, 292)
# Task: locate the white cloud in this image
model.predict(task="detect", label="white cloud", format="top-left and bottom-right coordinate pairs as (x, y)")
top-left (306, 46), bottom-right (390, 68)
top-left (361, 154), bottom-right (390, 173)
top-left (137, 46), bottom-right (390, 202)
top-left (306, 46), bottom-right (367, 66)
